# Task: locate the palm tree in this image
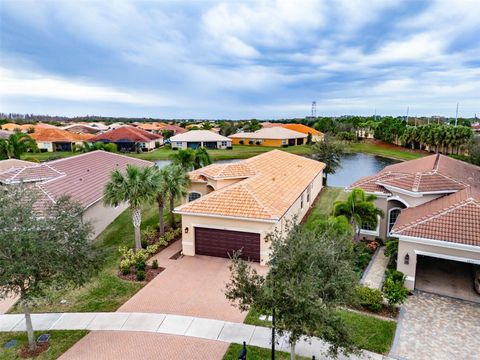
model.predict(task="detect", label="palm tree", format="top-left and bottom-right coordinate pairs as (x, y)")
top-left (171, 148), bottom-right (196, 170)
top-left (332, 188), bottom-right (384, 241)
top-left (152, 166), bottom-right (168, 235)
top-left (0, 132), bottom-right (38, 159)
top-left (193, 147), bottom-right (212, 169)
top-left (163, 164), bottom-right (190, 228)
top-left (104, 165), bottom-right (157, 250)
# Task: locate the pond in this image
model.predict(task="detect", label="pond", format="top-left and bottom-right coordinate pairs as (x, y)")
top-left (155, 153), bottom-right (399, 188)
top-left (327, 153), bottom-right (400, 188)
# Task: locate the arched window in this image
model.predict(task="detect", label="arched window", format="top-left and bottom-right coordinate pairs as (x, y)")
top-left (188, 192), bottom-right (201, 202)
top-left (388, 208), bottom-right (402, 233)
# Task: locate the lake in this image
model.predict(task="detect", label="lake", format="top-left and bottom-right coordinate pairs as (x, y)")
top-left (155, 153), bottom-right (399, 188)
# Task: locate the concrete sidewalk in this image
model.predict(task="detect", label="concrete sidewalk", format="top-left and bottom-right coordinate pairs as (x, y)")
top-left (0, 312), bottom-right (390, 359)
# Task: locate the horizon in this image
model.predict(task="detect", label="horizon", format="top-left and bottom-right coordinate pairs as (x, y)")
top-left (1, 1), bottom-right (479, 118)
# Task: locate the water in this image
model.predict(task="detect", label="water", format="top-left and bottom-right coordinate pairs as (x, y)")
top-left (327, 153), bottom-right (399, 188)
top-left (155, 153), bottom-right (398, 188)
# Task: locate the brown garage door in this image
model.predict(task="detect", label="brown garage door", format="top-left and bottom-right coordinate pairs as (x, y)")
top-left (195, 227), bottom-right (260, 262)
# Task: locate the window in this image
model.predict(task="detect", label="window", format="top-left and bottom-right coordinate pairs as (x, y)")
top-left (281, 139), bottom-right (287, 145)
top-left (361, 222), bottom-right (376, 231)
top-left (221, 141), bottom-right (228, 147)
top-left (307, 185), bottom-right (311, 203)
top-left (388, 208), bottom-right (402, 233)
top-left (300, 193), bottom-right (304, 209)
top-left (188, 192), bottom-right (201, 202)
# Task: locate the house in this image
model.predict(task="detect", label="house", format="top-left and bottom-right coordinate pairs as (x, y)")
top-left (61, 123), bottom-right (103, 134)
top-left (0, 151), bottom-right (153, 237)
top-left (174, 150), bottom-right (325, 265)
top-left (29, 128), bottom-right (94, 152)
top-left (135, 122), bottom-right (186, 136)
top-left (348, 154), bottom-right (480, 297)
top-left (169, 130), bottom-right (232, 150)
top-left (90, 125), bottom-right (163, 152)
top-left (281, 124), bottom-right (324, 142)
top-left (260, 122), bottom-right (283, 128)
top-left (0, 129), bottom-right (13, 139)
top-left (229, 127), bottom-right (307, 147)
top-left (0, 159), bottom-right (35, 173)
top-left (0, 123), bottom-right (56, 133)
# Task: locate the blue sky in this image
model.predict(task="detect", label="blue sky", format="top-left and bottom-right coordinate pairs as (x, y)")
top-left (0, 0), bottom-right (479, 119)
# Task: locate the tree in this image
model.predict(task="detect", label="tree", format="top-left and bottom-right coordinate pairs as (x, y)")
top-left (225, 223), bottom-right (358, 359)
top-left (0, 186), bottom-right (99, 351)
top-left (163, 164), bottom-right (190, 228)
top-left (162, 129), bottom-right (174, 139)
top-left (468, 137), bottom-right (480, 165)
top-left (74, 142), bottom-right (117, 153)
top-left (201, 122), bottom-right (213, 130)
top-left (193, 147), bottom-right (212, 169)
top-left (310, 137), bottom-right (344, 184)
top-left (0, 132), bottom-right (38, 159)
top-left (171, 148), bottom-right (196, 170)
top-left (104, 165), bottom-right (157, 250)
top-left (152, 166), bottom-right (168, 235)
top-left (243, 119), bottom-right (261, 132)
top-left (332, 188), bottom-right (384, 241)
top-left (306, 133), bottom-right (312, 145)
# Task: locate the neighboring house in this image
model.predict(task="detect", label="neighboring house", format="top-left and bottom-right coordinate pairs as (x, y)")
top-left (29, 128), bottom-right (94, 152)
top-left (135, 122), bottom-right (186, 135)
top-left (229, 127), bottom-right (307, 147)
top-left (260, 122), bottom-right (283, 128)
top-left (61, 123), bottom-right (103, 134)
top-left (348, 154), bottom-right (480, 292)
top-left (1, 123), bottom-right (55, 133)
top-left (0, 159), bottom-right (35, 173)
top-left (169, 130), bottom-right (232, 150)
top-left (174, 150), bottom-right (325, 265)
top-left (90, 125), bottom-right (163, 152)
top-left (0, 129), bottom-right (13, 139)
top-left (281, 123), bottom-right (324, 142)
top-left (0, 151), bottom-right (153, 237)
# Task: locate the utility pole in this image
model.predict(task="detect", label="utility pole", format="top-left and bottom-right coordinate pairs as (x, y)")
top-left (455, 103), bottom-right (459, 126)
top-left (311, 101), bottom-right (316, 118)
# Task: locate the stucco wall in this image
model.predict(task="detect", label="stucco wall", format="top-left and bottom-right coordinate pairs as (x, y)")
top-left (397, 238), bottom-right (480, 289)
top-left (84, 200), bottom-right (129, 239)
top-left (180, 169), bottom-right (323, 265)
top-left (231, 138), bottom-right (293, 147)
top-left (36, 141), bottom-right (53, 152)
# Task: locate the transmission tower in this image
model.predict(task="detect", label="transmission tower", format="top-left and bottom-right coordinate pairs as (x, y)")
top-left (311, 101), bottom-right (316, 118)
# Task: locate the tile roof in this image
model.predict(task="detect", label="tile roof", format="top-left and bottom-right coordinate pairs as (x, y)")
top-left (135, 122), bottom-right (187, 134)
top-left (0, 159), bottom-right (36, 173)
top-left (0, 130), bottom-right (13, 139)
top-left (391, 187), bottom-right (480, 246)
top-left (1, 151), bottom-right (153, 209)
top-left (281, 123), bottom-right (322, 136)
top-left (260, 122), bottom-right (283, 128)
top-left (190, 163), bottom-right (257, 180)
top-left (90, 126), bottom-right (162, 143)
top-left (230, 127), bottom-right (307, 140)
top-left (176, 150), bottom-right (325, 221)
top-left (29, 128), bottom-right (94, 142)
top-left (169, 130), bottom-right (230, 142)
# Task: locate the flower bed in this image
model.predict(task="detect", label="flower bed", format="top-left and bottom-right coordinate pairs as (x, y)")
top-left (118, 265), bottom-right (165, 282)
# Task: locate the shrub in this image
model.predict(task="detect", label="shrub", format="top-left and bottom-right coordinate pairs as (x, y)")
top-left (119, 260), bottom-right (131, 275)
top-left (146, 243), bottom-right (160, 255)
top-left (152, 259), bottom-right (159, 269)
top-left (356, 286), bottom-right (383, 312)
top-left (383, 270), bottom-right (409, 308)
top-left (353, 241), bottom-right (373, 275)
top-left (136, 270), bottom-right (145, 281)
top-left (336, 131), bottom-right (356, 141)
top-left (142, 226), bottom-right (157, 240)
top-left (141, 239), bottom-right (148, 249)
top-left (385, 237), bottom-right (399, 269)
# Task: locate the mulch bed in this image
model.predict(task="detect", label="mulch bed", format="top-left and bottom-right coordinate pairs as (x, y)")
top-left (351, 305), bottom-right (399, 319)
top-left (18, 343), bottom-right (49, 358)
top-left (118, 266), bottom-right (165, 282)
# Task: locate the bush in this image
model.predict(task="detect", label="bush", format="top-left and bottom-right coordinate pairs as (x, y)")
top-left (337, 131), bottom-right (356, 141)
top-left (146, 243), bottom-right (160, 255)
top-left (119, 260), bottom-right (131, 275)
top-left (152, 259), bottom-right (159, 269)
top-left (141, 239), bottom-right (148, 249)
top-left (353, 241), bottom-right (374, 275)
top-left (383, 270), bottom-right (409, 308)
top-left (384, 237), bottom-right (399, 269)
top-left (136, 270), bottom-right (145, 281)
top-left (356, 286), bottom-right (383, 312)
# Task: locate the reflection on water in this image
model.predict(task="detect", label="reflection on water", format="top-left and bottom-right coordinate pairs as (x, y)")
top-left (327, 153), bottom-right (399, 188)
top-left (155, 153), bottom-right (399, 188)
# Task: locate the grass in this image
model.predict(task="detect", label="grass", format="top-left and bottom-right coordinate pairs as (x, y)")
top-left (244, 308), bottom-right (396, 355)
top-left (223, 343), bottom-right (309, 360)
top-left (303, 186), bottom-right (348, 229)
top-left (0, 330), bottom-right (88, 360)
top-left (345, 141), bottom-right (425, 161)
top-left (21, 151), bottom-right (75, 162)
top-left (10, 204), bottom-right (170, 313)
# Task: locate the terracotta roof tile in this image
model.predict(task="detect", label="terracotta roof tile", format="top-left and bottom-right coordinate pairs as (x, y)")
top-left (29, 128), bottom-right (94, 142)
top-left (176, 150), bottom-right (325, 220)
top-left (90, 126), bottom-right (162, 143)
top-left (190, 163), bottom-right (256, 180)
top-left (281, 123), bottom-right (322, 136)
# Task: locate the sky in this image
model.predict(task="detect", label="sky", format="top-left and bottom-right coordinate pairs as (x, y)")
top-left (0, 0), bottom-right (479, 119)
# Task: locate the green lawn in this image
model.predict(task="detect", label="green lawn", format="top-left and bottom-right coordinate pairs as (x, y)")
top-left (346, 142), bottom-right (424, 161)
top-left (21, 151), bottom-right (75, 162)
top-left (304, 186), bottom-right (348, 229)
top-left (223, 343), bottom-right (309, 360)
top-left (10, 204), bottom-right (169, 313)
top-left (244, 308), bottom-right (395, 355)
top-left (0, 330), bottom-right (88, 360)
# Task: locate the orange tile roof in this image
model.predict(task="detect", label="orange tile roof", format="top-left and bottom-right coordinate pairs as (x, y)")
top-left (281, 123), bottom-right (322, 136)
top-left (176, 150), bottom-right (325, 221)
top-left (29, 128), bottom-right (94, 142)
top-left (190, 163), bottom-right (256, 180)
top-left (90, 126), bottom-right (162, 142)
top-left (392, 187), bottom-right (480, 246)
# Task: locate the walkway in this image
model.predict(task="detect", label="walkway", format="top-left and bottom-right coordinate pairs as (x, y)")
top-left (390, 291), bottom-right (480, 360)
top-left (360, 247), bottom-right (389, 289)
top-left (0, 311), bottom-right (389, 360)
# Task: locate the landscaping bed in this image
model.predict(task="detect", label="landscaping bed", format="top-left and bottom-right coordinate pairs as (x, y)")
top-left (223, 343), bottom-right (309, 360)
top-left (0, 331), bottom-right (88, 360)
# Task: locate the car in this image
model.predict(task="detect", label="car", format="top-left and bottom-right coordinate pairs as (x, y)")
top-left (474, 265), bottom-right (480, 295)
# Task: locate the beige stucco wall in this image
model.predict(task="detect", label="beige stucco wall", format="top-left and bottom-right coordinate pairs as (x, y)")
top-left (36, 141), bottom-right (53, 152)
top-left (180, 169), bottom-right (324, 265)
top-left (397, 238), bottom-right (480, 289)
top-left (84, 200), bottom-right (129, 239)
top-left (171, 140), bottom-right (231, 150)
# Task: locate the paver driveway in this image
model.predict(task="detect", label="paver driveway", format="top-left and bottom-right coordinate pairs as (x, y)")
top-left (119, 239), bottom-right (268, 322)
top-left (390, 291), bottom-right (480, 360)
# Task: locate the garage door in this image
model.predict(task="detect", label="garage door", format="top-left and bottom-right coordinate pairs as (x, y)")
top-left (195, 227), bottom-right (260, 262)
